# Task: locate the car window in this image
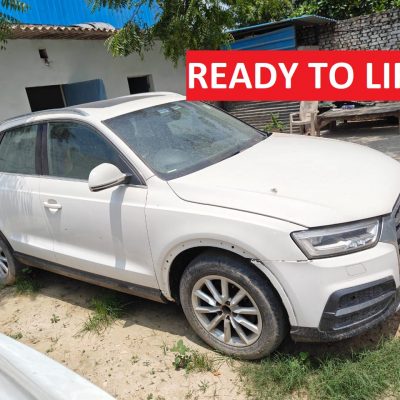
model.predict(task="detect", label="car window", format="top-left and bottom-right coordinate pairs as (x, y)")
top-left (104, 101), bottom-right (265, 180)
top-left (0, 125), bottom-right (38, 175)
top-left (47, 122), bottom-right (126, 181)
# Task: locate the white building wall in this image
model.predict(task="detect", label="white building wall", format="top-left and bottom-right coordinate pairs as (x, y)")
top-left (0, 39), bottom-right (186, 121)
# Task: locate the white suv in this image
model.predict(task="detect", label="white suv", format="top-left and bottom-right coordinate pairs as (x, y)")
top-left (0, 92), bottom-right (399, 359)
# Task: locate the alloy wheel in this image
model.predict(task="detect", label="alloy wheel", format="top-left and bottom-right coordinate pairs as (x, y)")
top-left (0, 245), bottom-right (8, 279)
top-left (191, 275), bottom-right (262, 347)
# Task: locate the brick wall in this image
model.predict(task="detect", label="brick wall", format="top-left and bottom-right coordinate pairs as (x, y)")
top-left (297, 8), bottom-right (400, 50)
top-left (225, 10), bottom-right (400, 133)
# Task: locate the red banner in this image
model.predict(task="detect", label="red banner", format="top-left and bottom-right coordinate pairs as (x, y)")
top-left (186, 50), bottom-right (400, 101)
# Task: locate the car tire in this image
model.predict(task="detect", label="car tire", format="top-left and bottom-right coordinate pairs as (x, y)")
top-left (179, 250), bottom-right (287, 360)
top-left (0, 234), bottom-right (19, 286)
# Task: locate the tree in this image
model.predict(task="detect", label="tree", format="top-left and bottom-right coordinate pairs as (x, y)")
top-left (229, 0), bottom-right (292, 27)
top-left (89, 0), bottom-right (400, 63)
top-left (0, 0), bottom-right (28, 49)
top-left (292, 0), bottom-right (400, 20)
top-left (88, 0), bottom-right (292, 64)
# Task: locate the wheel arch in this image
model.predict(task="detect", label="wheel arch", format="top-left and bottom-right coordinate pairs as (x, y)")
top-left (163, 239), bottom-right (297, 326)
top-left (0, 228), bottom-right (14, 252)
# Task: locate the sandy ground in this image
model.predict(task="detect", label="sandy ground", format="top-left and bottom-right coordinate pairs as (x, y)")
top-left (0, 272), bottom-right (245, 400)
top-left (1, 120), bottom-right (400, 400)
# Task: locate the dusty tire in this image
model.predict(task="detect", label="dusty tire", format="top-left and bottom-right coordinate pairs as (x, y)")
top-left (0, 234), bottom-right (19, 286)
top-left (179, 251), bottom-right (287, 360)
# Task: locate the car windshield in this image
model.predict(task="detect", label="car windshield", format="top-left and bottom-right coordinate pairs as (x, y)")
top-left (103, 101), bottom-right (266, 179)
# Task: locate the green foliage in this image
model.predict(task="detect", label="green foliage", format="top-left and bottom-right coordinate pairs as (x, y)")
top-left (15, 268), bottom-right (40, 294)
top-left (81, 295), bottom-right (123, 334)
top-left (292, 0), bottom-right (400, 20)
top-left (50, 314), bottom-right (60, 323)
top-left (8, 332), bottom-right (23, 340)
top-left (197, 380), bottom-right (209, 393)
top-left (240, 339), bottom-right (400, 400)
top-left (0, 0), bottom-right (28, 49)
top-left (105, 21), bottom-right (153, 58)
top-left (87, 0), bottom-right (295, 64)
top-left (170, 339), bottom-right (215, 373)
top-left (171, 339), bottom-right (192, 370)
top-left (155, 0), bottom-right (234, 65)
top-left (229, 0), bottom-right (293, 27)
top-left (88, 0), bottom-right (136, 10)
top-left (89, 0), bottom-right (400, 62)
top-left (2, 0), bottom-right (28, 12)
top-left (130, 354), bottom-right (139, 364)
top-left (265, 113), bottom-right (285, 132)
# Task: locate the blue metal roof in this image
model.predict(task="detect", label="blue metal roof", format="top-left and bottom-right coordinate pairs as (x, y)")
top-left (230, 15), bottom-right (336, 37)
top-left (230, 26), bottom-right (296, 50)
top-left (0, 0), bottom-right (155, 28)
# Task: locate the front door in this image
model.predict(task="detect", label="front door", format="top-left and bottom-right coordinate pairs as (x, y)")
top-left (39, 120), bottom-right (157, 288)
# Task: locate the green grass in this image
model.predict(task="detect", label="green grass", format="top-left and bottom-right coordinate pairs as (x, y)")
top-left (171, 339), bottom-right (215, 373)
top-left (50, 314), bottom-right (60, 323)
top-left (81, 295), bottom-right (123, 334)
top-left (8, 332), bottom-right (23, 340)
top-left (188, 350), bottom-right (215, 373)
top-left (240, 339), bottom-right (400, 400)
top-left (15, 268), bottom-right (40, 294)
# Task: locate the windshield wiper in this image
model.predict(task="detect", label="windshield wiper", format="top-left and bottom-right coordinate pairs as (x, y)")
top-left (220, 150), bottom-right (241, 162)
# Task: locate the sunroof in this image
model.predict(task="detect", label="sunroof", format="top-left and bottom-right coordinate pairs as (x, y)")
top-left (74, 94), bottom-right (164, 109)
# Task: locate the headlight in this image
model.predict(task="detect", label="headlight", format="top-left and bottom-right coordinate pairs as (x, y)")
top-left (291, 218), bottom-right (381, 259)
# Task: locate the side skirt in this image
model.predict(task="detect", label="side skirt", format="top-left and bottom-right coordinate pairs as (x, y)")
top-left (14, 252), bottom-right (168, 304)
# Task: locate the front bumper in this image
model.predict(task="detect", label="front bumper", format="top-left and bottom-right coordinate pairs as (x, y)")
top-left (276, 197), bottom-right (400, 342)
top-left (291, 276), bottom-right (400, 342)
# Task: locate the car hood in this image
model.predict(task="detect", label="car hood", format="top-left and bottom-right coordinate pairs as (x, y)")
top-left (168, 133), bottom-right (400, 227)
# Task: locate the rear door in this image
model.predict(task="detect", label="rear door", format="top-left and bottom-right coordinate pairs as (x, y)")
top-left (39, 120), bottom-right (157, 288)
top-left (0, 124), bottom-right (54, 260)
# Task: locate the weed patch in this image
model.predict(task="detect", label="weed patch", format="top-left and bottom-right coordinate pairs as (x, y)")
top-left (240, 339), bottom-right (400, 400)
top-left (81, 295), bottom-right (123, 334)
top-left (15, 268), bottom-right (40, 294)
top-left (8, 332), bottom-right (23, 340)
top-left (171, 339), bottom-right (215, 373)
top-left (51, 314), bottom-right (60, 323)
top-left (131, 354), bottom-right (139, 364)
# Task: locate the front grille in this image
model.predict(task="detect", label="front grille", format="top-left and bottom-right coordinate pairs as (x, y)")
top-left (337, 279), bottom-right (395, 309)
top-left (319, 277), bottom-right (397, 332)
top-left (329, 299), bottom-right (393, 331)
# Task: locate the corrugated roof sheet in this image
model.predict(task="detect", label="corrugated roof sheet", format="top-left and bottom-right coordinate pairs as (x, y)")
top-left (231, 15), bottom-right (336, 38)
top-left (0, 0), bottom-right (154, 28)
top-left (229, 26), bottom-right (296, 50)
top-left (10, 23), bottom-right (115, 39)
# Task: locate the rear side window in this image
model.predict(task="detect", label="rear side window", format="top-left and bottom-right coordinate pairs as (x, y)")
top-left (47, 121), bottom-right (126, 181)
top-left (0, 125), bottom-right (38, 175)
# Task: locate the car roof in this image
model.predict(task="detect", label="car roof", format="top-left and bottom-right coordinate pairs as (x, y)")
top-left (0, 92), bottom-right (186, 131)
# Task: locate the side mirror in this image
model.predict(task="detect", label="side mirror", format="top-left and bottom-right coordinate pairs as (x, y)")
top-left (88, 163), bottom-right (130, 192)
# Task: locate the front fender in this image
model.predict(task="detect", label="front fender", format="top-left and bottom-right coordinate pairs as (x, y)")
top-left (157, 238), bottom-right (298, 326)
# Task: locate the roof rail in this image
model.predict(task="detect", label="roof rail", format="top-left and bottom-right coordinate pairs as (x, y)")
top-left (72, 93), bottom-right (171, 109)
top-left (0, 108), bottom-right (89, 126)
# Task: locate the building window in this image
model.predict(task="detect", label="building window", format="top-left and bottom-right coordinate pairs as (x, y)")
top-left (127, 75), bottom-right (152, 94)
top-left (26, 85), bottom-right (65, 112)
top-left (25, 79), bottom-right (107, 112)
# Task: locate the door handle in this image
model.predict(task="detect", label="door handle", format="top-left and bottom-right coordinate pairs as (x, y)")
top-left (43, 201), bottom-right (62, 210)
